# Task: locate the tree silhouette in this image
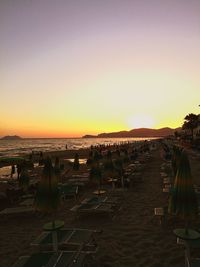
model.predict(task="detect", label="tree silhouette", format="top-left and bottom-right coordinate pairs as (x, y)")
top-left (182, 113), bottom-right (199, 140)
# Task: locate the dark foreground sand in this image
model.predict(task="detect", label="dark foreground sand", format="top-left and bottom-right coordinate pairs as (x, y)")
top-left (0, 144), bottom-right (200, 267)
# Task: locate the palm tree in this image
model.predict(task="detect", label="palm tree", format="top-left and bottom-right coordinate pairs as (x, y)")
top-left (182, 113), bottom-right (199, 140)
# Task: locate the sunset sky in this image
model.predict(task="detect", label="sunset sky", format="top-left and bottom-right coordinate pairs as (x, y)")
top-left (1, 0), bottom-right (200, 138)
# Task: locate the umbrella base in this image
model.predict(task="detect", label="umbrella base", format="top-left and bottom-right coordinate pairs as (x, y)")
top-left (173, 228), bottom-right (200, 240)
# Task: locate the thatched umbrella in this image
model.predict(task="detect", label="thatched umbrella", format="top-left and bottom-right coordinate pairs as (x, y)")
top-left (168, 150), bottom-right (200, 239)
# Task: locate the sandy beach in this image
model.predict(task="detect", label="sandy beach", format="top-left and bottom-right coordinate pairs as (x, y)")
top-left (0, 142), bottom-right (200, 267)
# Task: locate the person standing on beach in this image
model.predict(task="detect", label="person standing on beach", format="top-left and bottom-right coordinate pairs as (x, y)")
top-left (73, 153), bottom-right (80, 170)
top-left (11, 165), bottom-right (15, 178)
top-left (17, 164), bottom-right (22, 179)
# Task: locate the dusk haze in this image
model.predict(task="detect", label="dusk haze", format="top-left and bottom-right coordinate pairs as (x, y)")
top-left (1, 0), bottom-right (200, 138)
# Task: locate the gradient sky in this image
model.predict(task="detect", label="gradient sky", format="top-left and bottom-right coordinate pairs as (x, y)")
top-left (1, 0), bottom-right (200, 138)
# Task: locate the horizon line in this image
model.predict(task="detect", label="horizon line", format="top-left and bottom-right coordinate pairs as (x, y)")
top-left (0, 125), bottom-right (181, 139)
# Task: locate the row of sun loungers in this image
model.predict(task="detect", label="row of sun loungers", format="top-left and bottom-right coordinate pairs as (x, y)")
top-left (154, 161), bottom-right (173, 223)
top-left (12, 225), bottom-right (100, 266)
top-left (9, 190), bottom-right (123, 266)
top-left (8, 153), bottom-right (151, 266)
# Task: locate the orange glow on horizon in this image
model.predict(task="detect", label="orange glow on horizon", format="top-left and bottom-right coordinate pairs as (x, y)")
top-left (1, 1), bottom-right (200, 138)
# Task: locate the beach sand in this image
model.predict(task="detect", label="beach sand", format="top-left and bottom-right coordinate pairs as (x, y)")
top-left (0, 144), bottom-right (200, 267)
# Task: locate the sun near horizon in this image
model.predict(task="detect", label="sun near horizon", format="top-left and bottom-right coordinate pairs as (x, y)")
top-left (1, 1), bottom-right (200, 138)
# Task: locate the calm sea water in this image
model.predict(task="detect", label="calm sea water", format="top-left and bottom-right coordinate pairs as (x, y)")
top-left (0, 137), bottom-right (158, 158)
top-left (0, 137), bottom-right (159, 178)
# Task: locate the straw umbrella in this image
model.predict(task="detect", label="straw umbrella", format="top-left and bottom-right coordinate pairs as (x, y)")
top-left (168, 150), bottom-right (199, 239)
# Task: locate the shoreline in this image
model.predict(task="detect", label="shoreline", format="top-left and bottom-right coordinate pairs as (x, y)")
top-left (0, 138), bottom-right (161, 169)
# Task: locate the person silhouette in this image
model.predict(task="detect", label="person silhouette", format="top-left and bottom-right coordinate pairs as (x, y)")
top-left (11, 165), bottom-right (15, 178)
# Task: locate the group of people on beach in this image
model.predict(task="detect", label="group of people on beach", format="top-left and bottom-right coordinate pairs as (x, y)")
top-left (10, 164), bottom-right (22, 179)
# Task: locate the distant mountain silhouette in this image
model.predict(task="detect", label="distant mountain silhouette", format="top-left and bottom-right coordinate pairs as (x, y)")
top-left (1, 135), bottom-right (22, 140)
top-left (82, 127), bottom-right (180, 138)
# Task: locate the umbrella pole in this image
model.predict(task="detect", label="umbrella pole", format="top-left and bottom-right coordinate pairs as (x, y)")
top-left (52, 229), bottom-right (58, 251)
top-left (52, 213), bottom-right (58, 251)
top-left (185, 220), bottom-right (189, 235)
top-left (121, 175), bottom-right (124, 188)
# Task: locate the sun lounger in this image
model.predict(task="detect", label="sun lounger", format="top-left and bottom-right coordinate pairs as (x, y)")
top-left (82, 196), bottom-right (120, 206)
top-left (31, 228), bottom-right (98, 253)
top-left (19, 198), bottom-right (34, 206)
top-left (12, 250), bottom-right (86, 267)
top-left (177, 237), bottom-right (200, 267)
top-left (59, 184), bottom-right (79, 200)
top-left (0, 206), bottom-right (35, 215)
top-left (71, 202), bottom-right (114, 217)
top-left (21, 194), bottom-right (34, 200)
top-left (189, 258), bottom-right (200, 267)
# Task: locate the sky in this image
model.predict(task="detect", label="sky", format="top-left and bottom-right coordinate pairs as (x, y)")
top-left (1, 0), bottom-right (200, 138)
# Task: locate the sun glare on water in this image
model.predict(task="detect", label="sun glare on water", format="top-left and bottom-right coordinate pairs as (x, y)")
top-left (127, 115), bottom-right (155, 129)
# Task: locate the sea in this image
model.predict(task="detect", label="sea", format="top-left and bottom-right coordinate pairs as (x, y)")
top-left (0, 137), bottom-right (158, 178)
top-left (0, 137), bottom-right (159, 158)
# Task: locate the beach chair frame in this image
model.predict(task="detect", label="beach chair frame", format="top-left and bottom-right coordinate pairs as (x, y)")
top-left (31, 228), bottom-right (98, 253)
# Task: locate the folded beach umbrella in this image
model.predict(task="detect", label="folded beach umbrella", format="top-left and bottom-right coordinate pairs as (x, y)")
top-left (114, 152), bottom-right (124, 187)
top-left (171, 145), bottom-right (183, 179)
top-left (19, 169), bottom-right (30, 192)
top-left (103, 151), bottom-right (114, 178)
top-left (35, 157), bottom-right (62, 251)
top-left (168, 150), bottom-right (199, 238)
top-left (35, 157), bottom-right (60, 213)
